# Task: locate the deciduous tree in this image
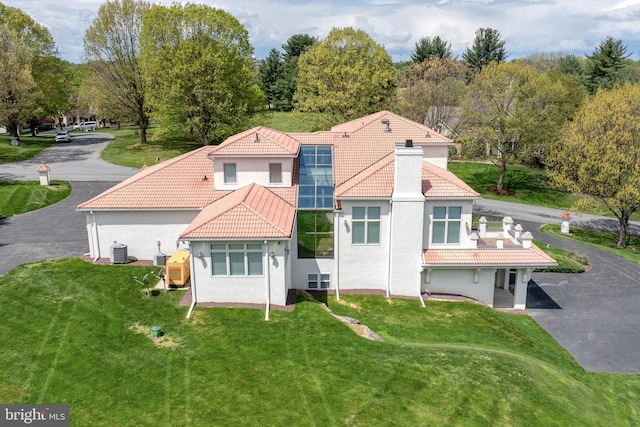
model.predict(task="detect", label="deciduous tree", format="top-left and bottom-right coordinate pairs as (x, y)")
top-left (141, 3), bottom-right (263, 145)
top-left (462, 62), bottom-right (573, 191)
top-left (83, 0), bottom-right (151, 143)
top-left (393, 58), bottom-right (466, 137)
top-left (294, 27), bottom-right (397, 121)
top-left (410, 36), bottom-right (453, 63)
top-left (549, 84), bottom-right (640, 247)
top-left (0, 2), bottom-right (59, 138)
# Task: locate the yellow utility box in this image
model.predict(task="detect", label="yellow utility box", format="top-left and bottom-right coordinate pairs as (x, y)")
top-left (166, 250), bottom-right (190, 285)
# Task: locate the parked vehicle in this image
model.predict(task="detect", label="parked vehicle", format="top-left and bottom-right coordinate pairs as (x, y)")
top-left (55, 131), bottom-right (71, 142)
top-left (73, 121), bottom-right (97, 131)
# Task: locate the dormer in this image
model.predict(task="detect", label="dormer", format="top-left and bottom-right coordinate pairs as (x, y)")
top-left (209, 127), bottom-right (300, 190)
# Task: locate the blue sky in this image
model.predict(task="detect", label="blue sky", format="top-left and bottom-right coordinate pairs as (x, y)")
top-left (4, 0), bottom-right (640, 63)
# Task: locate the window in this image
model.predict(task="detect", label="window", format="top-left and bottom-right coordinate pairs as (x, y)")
top-left (297, 211), bottom-right (334, 258)
top-left (297, 145), bottom-right (333, 208)
top-left (223, 163), bottom-right (236, 184)
top-left (307, 273), bottom-right (330, 289)
top-left (352, 207), bottom-right (381, 244)
top-left (211, 243), bottom-right (263, 276)
top-left (269, 163), bottom-right (282, 184)
top-left (432, 207), bottom-right (461, 244)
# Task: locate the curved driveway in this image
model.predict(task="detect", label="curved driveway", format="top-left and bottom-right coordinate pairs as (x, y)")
top-left (1, 136), bottom-right (639, 373)
top-left (476, 199), bottom-right (640, 373)
top-left (0, 133), bottom-right (137, 276)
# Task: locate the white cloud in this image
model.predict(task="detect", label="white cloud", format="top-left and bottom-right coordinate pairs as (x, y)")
top-left (3, 0), bottom-right (640, 62)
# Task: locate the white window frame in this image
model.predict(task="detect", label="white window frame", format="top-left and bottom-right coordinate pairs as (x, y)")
top-left (351, 206), bottom-right (381, 245)
top-left (210, 243), bottom-right (263, 276)
top-left (307, 273), bottom-right (330, 289)
top-left (269, 163), bottom-right (282, 184)
top-left (431, 206), bottom-right (462, 244)
top-left (223, 163), bottom-right (237, 184)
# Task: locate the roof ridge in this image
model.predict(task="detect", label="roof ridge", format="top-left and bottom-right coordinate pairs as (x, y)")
top-left (336, 151), bottom-right (394, 192)
top-left (78, 146), bottom-right (213, 209)
top-left (241, 184), bottom-right (294, 234)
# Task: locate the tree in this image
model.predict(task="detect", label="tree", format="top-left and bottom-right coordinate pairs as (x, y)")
top-left (585, 37), bottom-right (631, 93)
top-left (0, 27), bottom-right (37, 140)
top-left (83, 0), bottom-right (151, 143)
top-left (462, 62), bottom-right (573, 191)
top-left (462, 28), bottom-right (507, 78)
top-left (411, 36), bottom-right (453, 63)
top-left (549, 84), bottom-right (640, 248)
top-left (294, 27), bottom-right (397, 121)
top-left (282, 34), bottom-right (317, 60)
top-left (140, 3), bottom-right (264, 145)
top-left (258, 48), bottom-right (284, 110)
top-left (0, 2), bottom-right (60, 139)
top-left (393, 58), bottom-right (466, 137)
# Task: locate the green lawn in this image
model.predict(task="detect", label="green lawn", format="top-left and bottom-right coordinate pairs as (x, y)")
top-left (449, 161), bottom-right (580, 209)
top-left (541, 224), bottom-right (640, 266)
top-left (0, 135), bottom-right (56, 164)
top-left (533, 239), bottom-right (588, 273)
top-left (0, 180), bottom-right (71, 219)
top-left (1, 258), bottom-right (638, 426)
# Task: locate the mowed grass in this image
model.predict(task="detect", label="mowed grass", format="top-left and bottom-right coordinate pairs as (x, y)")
top-left (449, 161), bottom-right (579, 209)
top-left (100, 112), bottom-right (333, 168)
top-left (0, 135), bottom-right (56, 164)
top-left (0, 180), bottom-right (71, 219)
top-left (541, 224), bottom-right (640, 266)
top-left (1, 258), bottom-right (639, 426)
top-left (533, 239), bottom-right (588, 273)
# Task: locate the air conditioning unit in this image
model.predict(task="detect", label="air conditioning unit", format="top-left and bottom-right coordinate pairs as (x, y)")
top-left (110, 242), bottom-right (128, 264)
top-left (154, 253), bottom-right (166, 266)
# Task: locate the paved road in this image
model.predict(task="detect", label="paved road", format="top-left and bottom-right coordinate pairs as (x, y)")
top-left (0, 133), bottom-right (137, 276)
top-left (0, 132), bottom-right (138, 181)
top-left (476, 199), bottom-right (640, 373)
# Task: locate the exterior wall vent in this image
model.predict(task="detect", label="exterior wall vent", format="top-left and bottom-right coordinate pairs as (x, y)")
top-left (405, 139), bottom-right (413, 147)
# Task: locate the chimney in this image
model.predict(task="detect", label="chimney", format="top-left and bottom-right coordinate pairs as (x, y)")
top-left (393, 141), bottom-right (423, 197)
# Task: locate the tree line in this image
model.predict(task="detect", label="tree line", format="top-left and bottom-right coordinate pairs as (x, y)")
top-left (2, 0), bottom-right (640, 247)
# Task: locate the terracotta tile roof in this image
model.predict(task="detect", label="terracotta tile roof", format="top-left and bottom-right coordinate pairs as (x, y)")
top-left (330, 110), bottom-right (452, 144)
top-left (180, 183), bottom-right (295, 239)
top-left (422, 162), bottom-right (480, 199)
top-left (36, 164), bottom-right (50, 172)
top-left (423, 244), bottom-right (556, 267)
top-left (336, 153), bottom-right (394, 198)
top-left (78, 146), bottom-right (228, 209)
top-left (209, 126), bottom-right (299, 157)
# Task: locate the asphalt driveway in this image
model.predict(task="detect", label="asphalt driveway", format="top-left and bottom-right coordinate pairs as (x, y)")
top-left (0, 132), bottom-right (137, 276)
top-left (476, 199), bottom-right (640, 373)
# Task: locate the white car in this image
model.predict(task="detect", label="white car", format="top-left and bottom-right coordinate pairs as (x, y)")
top-left (73, 121), bottom-right (97, 131)
top-left (55, 131), bottom-right (71, 142)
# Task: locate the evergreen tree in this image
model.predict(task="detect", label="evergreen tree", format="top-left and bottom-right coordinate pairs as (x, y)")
top-left (258, 49), bottom-right (284, 110)
top-left (462, 28), bottom-right (507, 78)
top-left (410, 36), bottom-right (453, 63)
top-left (585, 37), bottom-right (630, 93)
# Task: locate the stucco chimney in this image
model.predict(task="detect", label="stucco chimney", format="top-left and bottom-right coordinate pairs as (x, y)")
top-left (393, 142), bottom-right (423, 197)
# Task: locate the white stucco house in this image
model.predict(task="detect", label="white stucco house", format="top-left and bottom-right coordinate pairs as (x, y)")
top-left (78, 111), bottom-right (555, 317)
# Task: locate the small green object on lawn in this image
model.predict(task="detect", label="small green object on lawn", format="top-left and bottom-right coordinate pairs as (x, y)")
top-left (151, 326), bottom-right (161, 338)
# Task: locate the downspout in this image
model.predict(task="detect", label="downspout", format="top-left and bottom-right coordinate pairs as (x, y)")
top-left (418, 268), bottom-right (426, 308)
top-left (386, 200), bottom-right (393, 298)
top-left (90, 211), bottom-right (100, 262)
top-left (186, 243), bottom-right (198, 319)
top-left (264, 240), bottom-right (271, 321)
top-left (334, 209), bottom-right (340, 301)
